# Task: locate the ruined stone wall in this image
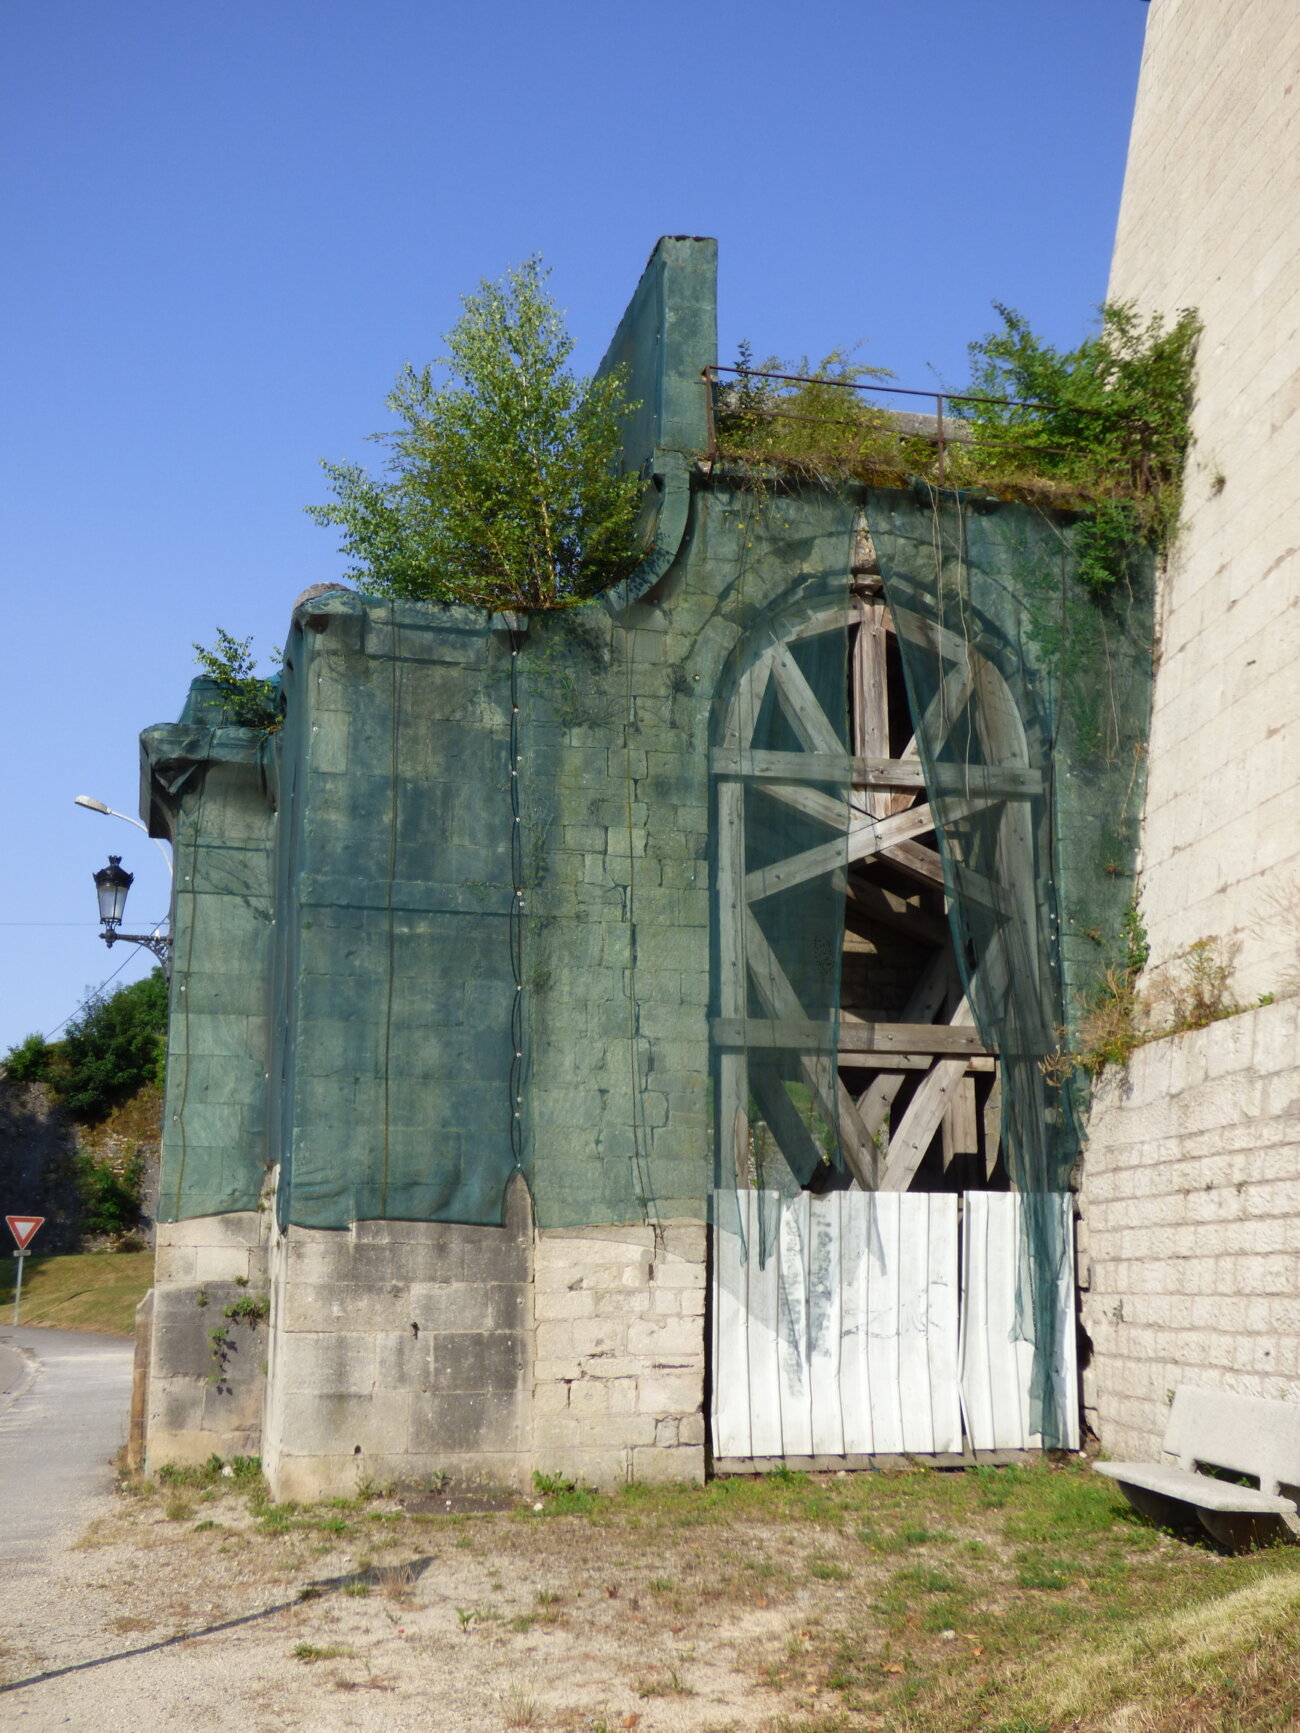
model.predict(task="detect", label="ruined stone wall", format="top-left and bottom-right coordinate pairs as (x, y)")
top-left (1082, 0), bottom-right (1300, 1454)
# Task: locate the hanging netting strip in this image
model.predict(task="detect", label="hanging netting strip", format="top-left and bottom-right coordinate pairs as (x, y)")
top-left (863, 486), bottom-right (1154, 1445)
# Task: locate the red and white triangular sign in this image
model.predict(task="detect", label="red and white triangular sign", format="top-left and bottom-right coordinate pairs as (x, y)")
top-left (6, 1215), bottom-right (43, 1251)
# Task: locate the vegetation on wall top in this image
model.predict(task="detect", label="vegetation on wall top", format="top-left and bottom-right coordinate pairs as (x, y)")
top-left (713, 302), bottom-right (1202, 574)
top-left (308, 259), bottom-right (646, 611)
top-left (193, 629), bottom-right (282, 730)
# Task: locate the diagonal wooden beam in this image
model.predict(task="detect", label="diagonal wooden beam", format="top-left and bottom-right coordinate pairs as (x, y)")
top-left (845, 877), bottom-right (949, 948)
top-left (879, 997), bottom-right (978, 1191)
top-left (742, 909), bottom-right (877, 1190)
top-left (749, 1069), bottom-right (829, 1188)
top-left (759, 780), bottom-right (855, 831)
top-left (878, 839), bottom-right (946, 889)
top-left (768, 642), bottom-right (847, 756)
top-left (746, 803), bottom-right (940, 903)
top-left (854, 951), bottom-right (957, 1138)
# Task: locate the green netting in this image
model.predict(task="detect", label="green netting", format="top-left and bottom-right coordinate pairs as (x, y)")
top-left (865, 485), bottom-right (1154, 1444)
top-left (707, 564), bottom-right (853, 1262)
top-left (147, 482), bottom-right (859, 1235)
top-left (147, 477), bottom-right (1152, 1450)
top-left (516, 486), bottom-right (857, 1232)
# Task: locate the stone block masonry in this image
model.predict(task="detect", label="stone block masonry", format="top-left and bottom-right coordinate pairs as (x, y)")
top-left (1107, 0), bottom-right (1300, 1002)
top-left (1079, 999), bottom-right (1300, 1461)
top-left (1082, 0), bottom-right (1300, 1467)
top-left (258, 1184), bottom-right (705, 1499)
top-left (144, 1210), bottom-right (269, 1469)
top-left (532, 1222), bottom-right (706, 1486)
top-left (262, 1176), bottom-right (533, 1501)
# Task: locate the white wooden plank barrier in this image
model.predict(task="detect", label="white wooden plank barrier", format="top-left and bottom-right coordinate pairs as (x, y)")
top-left (711, 1189), bottom-right (1077, 1460)
top-left (711, 1190), bottom-right (961, 1460)
top-left (959, 1191), bottom-right (1079, 1451)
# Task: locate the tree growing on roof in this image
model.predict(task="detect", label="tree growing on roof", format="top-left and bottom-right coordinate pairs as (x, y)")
top-left (308, 259), bottom-right (645, 611)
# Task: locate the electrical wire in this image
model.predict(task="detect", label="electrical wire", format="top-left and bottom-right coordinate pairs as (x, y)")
top-left (39, 949), bottom-right (135, 1040)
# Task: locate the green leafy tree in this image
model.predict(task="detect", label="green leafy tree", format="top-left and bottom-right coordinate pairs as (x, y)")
top-left (192, 630), bottom-right (282, 729)
top-left (957, 301), bottom-right (1201, 543)
top-left (75, 1147), bottom-right (145, 1237)
top-left (307, 259), bottom-right (645, 610)
top-left (56, 970), bottom-right (170, 1123)
top-left (2, 1032), bottom-right (55, 1083)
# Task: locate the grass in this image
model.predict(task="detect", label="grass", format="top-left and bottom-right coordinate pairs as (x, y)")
top-left (98, 1455), bottom-right (1300, 1732)
top-left (293, 1641), bottom-right (353, 1663)
top-left (0, 1249), bottom-right (153, 1333)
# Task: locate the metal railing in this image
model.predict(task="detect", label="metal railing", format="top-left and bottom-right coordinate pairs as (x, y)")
top-left (702, 364), bottom-right (1084, 489)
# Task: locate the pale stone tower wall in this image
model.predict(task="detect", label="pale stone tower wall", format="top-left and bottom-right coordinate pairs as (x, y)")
top-left (1079, 0), bottom-right (1300, 1453)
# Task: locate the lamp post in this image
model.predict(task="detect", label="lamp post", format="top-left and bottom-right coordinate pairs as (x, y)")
top-left (92, 855), bottom-right (172, 964)
top-left (76, 794), bottom-right (172, 968)
top-left (74, 795), bottom-right (173, 876)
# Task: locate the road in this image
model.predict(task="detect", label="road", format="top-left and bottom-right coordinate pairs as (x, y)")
top-left (0, 1326), bottom-right (134, 1584)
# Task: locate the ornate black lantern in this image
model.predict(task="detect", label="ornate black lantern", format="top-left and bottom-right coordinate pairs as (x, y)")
top-left (93, 855), bottom-right (133, 932)
top-left (89, 855), bottom-right (170, 963)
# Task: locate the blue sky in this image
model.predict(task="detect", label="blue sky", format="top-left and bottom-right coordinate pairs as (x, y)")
top-left (0, 0), bottom-right (1150, 1052)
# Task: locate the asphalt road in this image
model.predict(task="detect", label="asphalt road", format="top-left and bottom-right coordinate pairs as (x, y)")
top-left (0, 1327), bottom-right (134, 1584)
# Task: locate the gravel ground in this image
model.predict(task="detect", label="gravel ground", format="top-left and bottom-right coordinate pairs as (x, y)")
top-left (0, 1480), bottom-right (831, 1733)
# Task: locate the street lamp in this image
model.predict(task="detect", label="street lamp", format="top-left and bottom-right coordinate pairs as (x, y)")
top-left (74, 795), bottom-right (173, 876)
top-left (91, 855), bottom-right (172, 963)
top-left (94, 855), bottom-right (133, 931)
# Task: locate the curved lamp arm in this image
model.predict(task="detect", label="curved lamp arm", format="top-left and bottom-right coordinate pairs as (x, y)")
top-left (74, 796), bottom-right (173, 877)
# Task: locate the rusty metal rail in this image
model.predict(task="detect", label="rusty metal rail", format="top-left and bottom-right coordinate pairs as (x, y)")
top-left (701, 363), bottom-right (1092, 488)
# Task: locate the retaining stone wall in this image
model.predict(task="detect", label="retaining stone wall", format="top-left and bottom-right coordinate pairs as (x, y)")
top-left (1106, 0), bottom-right (1300, 1001)
top-left (1079, 998), bottom-right (1300, 1458)
top-left (1082, 0), bottom-right (1300, 1461)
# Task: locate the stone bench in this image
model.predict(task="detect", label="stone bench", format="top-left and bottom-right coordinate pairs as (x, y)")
top-left (1093, 1386), bottom-right (1300, 1550)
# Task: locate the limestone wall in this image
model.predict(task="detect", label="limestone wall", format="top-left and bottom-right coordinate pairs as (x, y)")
top-left (533, 1224), bottom-right (706, 1486)
top-left (257, 1200), bottom-right (705, 1499)
top-left (1080, 999), bottom-right (1300, 1458)
top-left (144, 1210), bottom-right (269, 1467)
top-left (1107, 0), bottom-right (1300, 996)
top-left (262, 1180), bottom-right (534, 1501)
top-left (1080, 0), bottom-right (1300, 1453)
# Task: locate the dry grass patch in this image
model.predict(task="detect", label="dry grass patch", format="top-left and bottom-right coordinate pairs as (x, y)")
top-left (47, 1455), bottom-right (1300, 1733)
top-left (0, 1249), bottom-right (153, 1333)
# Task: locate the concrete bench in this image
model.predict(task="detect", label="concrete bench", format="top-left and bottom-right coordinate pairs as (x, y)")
top-left (1093, 1386), bottom-right (1300, 1550)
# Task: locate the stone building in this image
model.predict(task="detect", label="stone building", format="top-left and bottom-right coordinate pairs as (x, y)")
top-left (136, 233), bottom-right (1154, 1495)
top-left (1078, 0), bottom-right (1300, 1454)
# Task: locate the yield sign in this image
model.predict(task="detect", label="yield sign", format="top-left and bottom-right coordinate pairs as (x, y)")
top-left (6, 1216), bottom-right (43, 1251)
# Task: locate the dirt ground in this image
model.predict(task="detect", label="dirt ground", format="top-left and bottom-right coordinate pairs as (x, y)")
top-left (0, 1480), bottom-right (837, 1733)
top-left (7, 1460), bottom-right (1300, 1733)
